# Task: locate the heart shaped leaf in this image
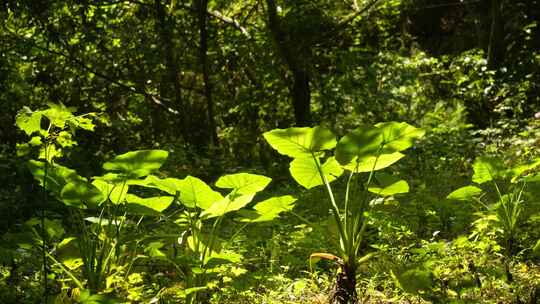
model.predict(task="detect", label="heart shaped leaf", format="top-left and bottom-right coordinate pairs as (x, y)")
top-left (342, 152), bottom-right (405, 172)
top-left (126, 194), bottom-right (174, 215)
top-left (215, 173), bottom-right (272, 194)
top-left (368, 173), bottom-right (409, 196)
top-left (103, 150), bottom-right (169, 178)
top-left (446, 185), bottom-right (482, 201)
top-left (201, 193), bottom-right (255, 218)
top-left (290, 157), bottom-right (343, 189)
top-left (472, 156), bottom-right (507, 184)
top-left (239, 195), bottom-right (297, 222)
top-left (61, 181), bottom-right (105, 208)
top-left (176, 176), bottom-right (224, 209)
top-left (263, 126), bottom-right (336, 158)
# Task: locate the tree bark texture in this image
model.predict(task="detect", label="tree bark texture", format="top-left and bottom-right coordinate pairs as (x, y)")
top-left (487, 0), bottom-right (504, 69)
top-left (154, 0), bottom-right (186, 141)
top-left (265, 0), bottom-right (311, 126)
top-left (197, 0), bottom-right (218, 146)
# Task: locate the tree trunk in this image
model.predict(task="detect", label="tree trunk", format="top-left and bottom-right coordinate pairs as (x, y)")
top-left (292, 69), bottom-right (311, 126)
top-left (487, 0), bottom-right (504, 69)
top-left (154, 0), bottom-right (186, 141)
top-left (197, 0), bottom-right (218, 146)
top-left (332, 262), bottom-right (358, 304)
top-left (265, 0), bottom-right (312, 126)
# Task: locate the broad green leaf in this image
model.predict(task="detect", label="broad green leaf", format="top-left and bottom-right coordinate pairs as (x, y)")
top-left (133, 175), bottom-right (183, 195)
top-left (15, 106), bottom-right (43, 136)
top-left (446, 185), bottom-right (482, 201)
top-left (186, 234), bottom-right (221, 255)
top-left (215, 173), bottom-right (271, 194)
top-left (375, 122), bottom-right (425, 153)
top-left (41, 103), bottom-right (76, 129)
top-left (263, 126), bottom-right (336, 158)
top-left (28, 136), bottom-right (42, 146)
top-left (61, 181), bottom-right (104, 208)
top-left (125, 194), bottom-right (174, 215)
top-left (472, 156), bottom-right (507, 184)
top-left (92, 178), bottom-right (129, 204)
top-left (71, 114), bottom-right (96, 131)
top-left (27, 160), bottom-right (84, 196)
top-left (335, 125), bottom-right (383, 165)
top-left (509, 158), bottom-right (540, 183)
top-left (368, 173), bottom-right (409, 196)
top-left (239, 195), bottom-right (297, 222)
top-left (103, 150), bottom-right (169, 178)
top-left (201, 193), bottom-right (255, 218)
top-left (176, 175), bottom-right (224, 209)
top-left (342, 152), bottom-right (405, 172)
top-left (290, 157), bottom-right (343, 189)
top-left (38, 144), bottom-right (61, 162)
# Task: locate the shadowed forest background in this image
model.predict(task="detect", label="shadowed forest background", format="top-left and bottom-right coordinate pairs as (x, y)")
top-left (1, 0), bottom-right (540, 303)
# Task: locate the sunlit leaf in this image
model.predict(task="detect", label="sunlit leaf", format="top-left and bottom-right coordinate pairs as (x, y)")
top-left (201, 193), bottom-right (255, 218)
top-left (263, 126), bottom-right (336, 158)
top-left (336, 122), bottom-right (424, 166)
top-left (375, 122), bottom-right (425, 153)
top-left (342, 152), bottom-right (405, 172)
top-left (368, 173), bottom-right (409, 196)
top-left (103, 150), bottom-right (169, 178)
top-left (15, 106), bottom-right (42, 136)
top-left (335, 125), bottom-right (382, 165)
top-left (446, 185), bottom-right (482, 201)
top-left (126, 194), bottom-right (174, 215)
top-left (290, 157), bottom-right (343, 189)
top-left (175, 175), bottom-right (224, 209)
top-left (215, 173), bottom-right (271, 194)
top-left (134, 175), bottom-right (183, 195)
top-left (92, 178), bottom-right (129, 204)
top-left (27, 160), bottom-right (84, 196)
top-left (239, 195), bottom-right (297, 222)
top-left (472, 156), bottom-right (507, 184)
top-left (42, 103), bottom-right (76, 129)
top-left (61, 180), bottom-right (104, 208)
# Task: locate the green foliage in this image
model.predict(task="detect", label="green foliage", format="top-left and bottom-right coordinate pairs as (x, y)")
top-left (102, 150), bottom-right (169, 178)
top-left (264, 122), bottom-right (424, 303)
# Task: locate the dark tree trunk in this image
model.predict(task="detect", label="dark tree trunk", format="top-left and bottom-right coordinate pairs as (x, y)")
top-left (332, 262), bottom-right (358, 304)
top-left (197, 0), bottom-right (218, 146)
top-left (292, 69), bottom-right (311, 126)
top-left (487, 0), bottom-right (504, 69)
top-left (265, 0), bottom-right (312, 126)
top-left (154, 0), bottom-right (186, 141)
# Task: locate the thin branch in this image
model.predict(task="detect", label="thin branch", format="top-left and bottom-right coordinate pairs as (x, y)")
top-left (7, 33), bottom-right (203, 114)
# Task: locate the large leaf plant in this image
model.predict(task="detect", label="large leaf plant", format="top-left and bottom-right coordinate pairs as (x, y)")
top-left (263, 122), bottom-right (425, 304)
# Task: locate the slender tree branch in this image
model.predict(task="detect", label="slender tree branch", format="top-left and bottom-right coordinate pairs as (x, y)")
top-left (6, 33), bottom-right (209, 115)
